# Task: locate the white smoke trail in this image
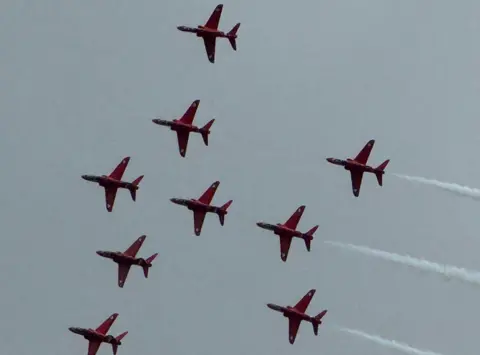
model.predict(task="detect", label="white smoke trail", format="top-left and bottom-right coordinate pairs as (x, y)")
top-left (338, 327), bottom-right (445, 355)
top-left (393, 173), bottom-right (480, 200)
top-left (324, 240), bottom-right (480, 286)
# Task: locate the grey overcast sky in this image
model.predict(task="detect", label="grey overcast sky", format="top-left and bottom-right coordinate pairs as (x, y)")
top-left (2, 1), bottom-right (480, 355)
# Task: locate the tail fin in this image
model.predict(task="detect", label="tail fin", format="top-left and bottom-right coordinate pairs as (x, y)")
top-left (112, 331), bottom-right (128, 355)
top-left (129, 175), bottom-right (144, 201)
top-left (227, 23), bottom-right (240, 50)
top-left (218, 200), bottom-right (233, 226)
top-left (374, 159), bottom-right (390, 186)
top-left (303, 225), bottom-right (319, 252)
top-left (312, 310), bottom-right (327, 335)
top-left (200, 119), bottom-right (215, 146)
top-left (142, 253), bottom-right (158, 278)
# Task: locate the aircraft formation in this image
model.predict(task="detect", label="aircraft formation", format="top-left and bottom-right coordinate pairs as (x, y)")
top-left (71, 4), bottom-right (391, 355)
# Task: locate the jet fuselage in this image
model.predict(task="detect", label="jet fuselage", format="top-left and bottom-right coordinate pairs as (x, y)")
top-left (152, 119), bottom-right (202, 133)
top-left (170, 198), bottom-right (222, 213)
top-left (68, 327), bottom-right (106, 341)
top-left (81, 175), bottom-right (136, 189)
top-left (326, 158), bottom-right (382, 175)
top-left (96, 251), bottom-right (149, 266)
top-left (256, 222), bottom-right (304, 238)
top-left (177, 25), bottom-right (227, 38)
top-left (266, 304), bottom-right (313, 321)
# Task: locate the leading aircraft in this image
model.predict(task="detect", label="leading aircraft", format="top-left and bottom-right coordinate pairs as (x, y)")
top-left (256, 205), bottom-right (318, 262)
top-left (267, 289), bottom-right (327, 345)
top-left (97, 235), bottom-right (158, 288)
top-left (82, 157), bottom-right (144, 212)
top-left (170, 181), bottom-right (233, 236)
top-left (69, 313), bottom-right (128, 355)
top-left (326, 139), bottom-right (390, 197)
top-left (152, 100), bottom-right (214, 157)
top-left (177, 4), bottom-right (240, 63)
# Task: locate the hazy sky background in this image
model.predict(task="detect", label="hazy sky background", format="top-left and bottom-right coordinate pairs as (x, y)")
top-left (2, 1), bottom-right (480, 355)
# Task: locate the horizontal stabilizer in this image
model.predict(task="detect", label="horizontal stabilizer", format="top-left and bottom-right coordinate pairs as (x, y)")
top-left (312, 310), bottom-right (327, 335)
top-left (112, 331), bottom-right (128, 355)
top-left (132, 175), bottom-right (144, 186)
top-left (218, 200), bottom-right (233, 226)
top-left (129, 175), bottom-right (144, 201)
top-left (315, 310), bottom-right (327, 321)
top-left (227, 23), bottom-right (240, 50)
top-left (303, 225), bottom-right (319, 251)
top-left (375, 159), bottom-right (390, 186)
top-left (201, 119), bottom-right (215, 146)
top-left (143, 253), bottom-right (159, 278)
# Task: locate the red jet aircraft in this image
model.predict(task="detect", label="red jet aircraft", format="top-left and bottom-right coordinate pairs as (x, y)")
top-left (152, 100), bottom-right (214, 157)
top-left (267, 289), bottom-right (327, 345)
top-left (170, 181), bottom-right (233, 236)
top-left (69, 313), bottom-right (128, 355)
top-left (177, 4), bottom-right (240, 63)
top-left (82, 157), bottom-right (144, 212)
top-left (256, 205), bottom-right (318, 262)
top-left (97, 235), bottom-right (158, 288)
top-left (326, 139), bottom-right (390, 197)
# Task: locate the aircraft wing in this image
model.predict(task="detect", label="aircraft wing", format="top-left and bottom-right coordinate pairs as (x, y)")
top-left (178, 100), bottom-right (200, 125)
top-left (124, 235), bottom-right (146, 257)
top-left (198, 181), bottom-right (220, 205)
top-left (288, 317), bottom-right (302, 344)
top-left (95, 313), bottom-right (118, 334)
top-left (353, 139), bottom-right (374, 165)
top-left (349, 170), bottom-right (364, 197)
top-left (193, 210), bottom-right (207, 236)
top-left (279, 235), bottom-right (293, 262)
top-left (203, 37), bottom-right (217, 63)
top-left (109, 157), bottom-right (130, 180)
top-left (293, 289), bottom-right (316, 314)
top-left (118, 264), bottom-right (132, 288)
top-left (204, 4), bottom-right (223, 29)
top-left (105, 187), bottom-right (118, 212)
top-left (176, 131), bottom-right (190, 157)
top-left (283, 206), bottom-right (305, 230)
top-left (88, 341), bottom-right (102, 355)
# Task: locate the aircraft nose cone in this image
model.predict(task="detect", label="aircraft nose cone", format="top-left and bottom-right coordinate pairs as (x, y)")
top-left (326, 158), bottom-right (333, 163)
top-left (81, 175), bottom-right (87, 180)
top-left (96, 251), bottom-right (103, 256)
